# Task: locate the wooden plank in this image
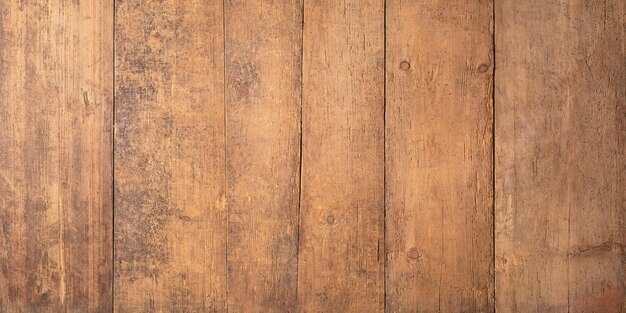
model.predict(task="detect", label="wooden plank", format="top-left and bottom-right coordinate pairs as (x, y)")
top-left (114, 0), bottom-right (226, 311)
top-left (224, 1), bottom-right (301, 312)
top-left (495, 0), bottom-right (625, 312)
top-left (0, 0), bottom-right (113, 312)
top-left (385, 1), bottom-right (494, 312)
top-left (298, 0), bottom-right (385, 311)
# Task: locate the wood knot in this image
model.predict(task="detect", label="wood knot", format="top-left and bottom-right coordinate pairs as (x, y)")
top-left (230, 60), bottom-right (258, 101)
top-left (478, 63), bottom-right (490, 73)
top-left (399, 60), bottom-right (411, 71)
top-left (326, 215), bottom-right (335, 224)
top-left (407, 248), bottom-right (420, 260)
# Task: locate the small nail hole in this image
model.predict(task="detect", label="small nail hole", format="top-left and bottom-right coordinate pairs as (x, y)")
top-left (326, 215), bottom-right (335, 224)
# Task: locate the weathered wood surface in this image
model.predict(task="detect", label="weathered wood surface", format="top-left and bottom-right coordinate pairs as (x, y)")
top-left (1, 1), bottom-right (625, 312)
top-left (224, 1), bottom-right (302, 312)
top-left (0, 0), bottom-right (113, 312)
top-left (114, 0), bottom-right (226, 311)
top-left (298, 0), bottom-right (385, 312)
top-left (495, 0), bottom-right (625, 312)
top-left (385, 1), bottom-right (495, 312)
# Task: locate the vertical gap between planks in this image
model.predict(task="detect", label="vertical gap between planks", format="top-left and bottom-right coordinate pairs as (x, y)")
top-left (491, 0), bottom-right (496, 311)
top-left (222, 0), bottom-right (229, 311)
top-left (296, 0), bottom-right (305, 309)
top-left (382, 0), bottom-right (388, 312)
top-left (111, 0), bottom-right (116, 311)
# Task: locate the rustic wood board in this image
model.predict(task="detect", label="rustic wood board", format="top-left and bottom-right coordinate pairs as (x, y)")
top-left (385, 1), bottom-right (495, 312)
top-left (2, 1), bottom-right (625, 312)
top-left (298, 0), bottom-right (385, 311)
top-left (495, 0), bottom-right (625, 312)
top-left (0, 0), bottom-right (113, 312)
top-left (114, 0), bottom-right (226, 311)
top-left (224, 1), bottom-right (302, 312)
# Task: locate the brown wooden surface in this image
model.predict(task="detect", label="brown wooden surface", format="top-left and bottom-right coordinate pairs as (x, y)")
top-left (385, 1), bottom-right (495, 312)
top-left (495, 0), bottom-right (625, 312)
top-left (114, 0), bottom-right (226, 311)
top-left (1, 1), bottom-right (625, 312)
top-left (0, 0), bottom-right (113, 312)
top-left (224, 1), bottom-right (302, 312)
top-left (298, 0), bottom-right (385, 312)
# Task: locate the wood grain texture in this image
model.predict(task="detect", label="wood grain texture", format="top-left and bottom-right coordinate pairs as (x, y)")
top-left (224, 1), bottom-right (301, 312)
top-left (495, 0), bottom-right (625, 312)
top-left (0, 0), bottom-right (113, 312)
top-left (298, 1), bottom-right (385, 312)
top-left (385, 1), bottom-right (494, 312)
top-left (114, 0), bottom-right (226, 311)
top-left (3, 1), bottom-right (626, 311)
